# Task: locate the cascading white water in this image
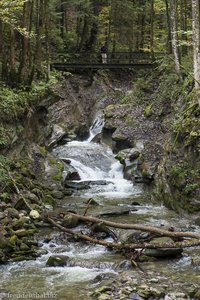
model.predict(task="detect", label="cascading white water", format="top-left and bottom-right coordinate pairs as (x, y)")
top-left (53, 114), bottom-right (141, 197)
top-left (87, 113), bottom-right (104, 142)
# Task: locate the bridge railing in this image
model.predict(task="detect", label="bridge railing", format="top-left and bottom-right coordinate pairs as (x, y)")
top-left (53, 52), bottom-right (163, 65)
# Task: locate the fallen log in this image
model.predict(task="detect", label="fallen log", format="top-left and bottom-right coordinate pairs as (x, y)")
top-left (67, 213), bottom-right (200, 240)
top-left (46, 217), bottom-right (200, 250)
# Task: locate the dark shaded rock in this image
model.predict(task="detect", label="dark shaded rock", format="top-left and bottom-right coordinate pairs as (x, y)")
top-left (14, 198), bottom-right (31, 211)
top-left (113, 136), bottom-right (132, 152)
top-left (130, 151), bottom-right (140, 161)
top-left (131, 201), bottom-right (141, 206)
top-left (144, 237), bottom-right (183, 258)
top-left (63, 189), bottom-right (74, 196)
top-left (64, 171), bottom-right (80, 181)
top-left (144, 247), bottom-right (183, 258)
top-left (99, 208), bottom-right (131, 217)
top-left (75, 124), bottom-right (89, 141)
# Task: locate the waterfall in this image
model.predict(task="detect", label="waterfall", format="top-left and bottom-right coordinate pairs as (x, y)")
top-left (53, 114), bottom-right (141, 198)
top-left (87, 113), bottom-right (104, 142)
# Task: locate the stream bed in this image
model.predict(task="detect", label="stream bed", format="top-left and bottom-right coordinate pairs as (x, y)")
top-left (0, 117), bottom-right (200, 300)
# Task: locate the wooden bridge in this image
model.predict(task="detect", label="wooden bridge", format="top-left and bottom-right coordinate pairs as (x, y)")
top-left (50, 52), bottom-right (163, 70)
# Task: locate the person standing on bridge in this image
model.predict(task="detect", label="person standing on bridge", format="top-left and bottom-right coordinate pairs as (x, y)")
top-left (100, 44), bottom-right (108, 64)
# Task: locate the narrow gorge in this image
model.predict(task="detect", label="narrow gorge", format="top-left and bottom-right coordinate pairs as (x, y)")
top-left (0, 71), bottom-right (200, 300)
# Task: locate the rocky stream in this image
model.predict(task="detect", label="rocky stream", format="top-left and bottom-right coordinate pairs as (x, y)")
top-left (0, 112), bottom-right (200, 300)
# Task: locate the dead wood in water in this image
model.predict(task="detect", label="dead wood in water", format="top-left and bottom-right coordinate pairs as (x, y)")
top-left (46, 215), bottom-right (200, 250)
top-left (68, 213), bottom-right (200, 240)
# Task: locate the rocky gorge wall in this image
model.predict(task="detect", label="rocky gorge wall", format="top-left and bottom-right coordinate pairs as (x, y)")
top-left (2, 69), bottom-right (200, 213)
top-left (44, 69), bottom-right (200, 216)
top-left (0, 68), bottom-right (200, 263)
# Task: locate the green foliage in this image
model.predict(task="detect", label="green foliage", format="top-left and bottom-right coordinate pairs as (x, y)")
top-left (0, 0), bottom-right (29, 35)
top-left (0, 155), bottom-right (12, 191)
top-left (0, 87), bottom-right (28, 120)
top-left (144, 103), bottom-right (153, 117)
top-left (0, 127), bottom-right (10, 148)
top-left (172, 98), bottom-right (200, 148)
top-left (170, 162), bottom-right (200, 196)
top-left (0, 75), bottom-right (58, 121)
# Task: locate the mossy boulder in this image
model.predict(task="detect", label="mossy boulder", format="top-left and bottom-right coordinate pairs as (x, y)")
top-left (14, 228), bottom-right (37, 238)
top-left (46, 255), bottom-right (69, 267)
top-left (0, 212), bottom-right (6, 220)
top-left (115, 148), bottom-right (140, 164)
top-left (62, 214), bottom-right (79, 228)
top-left (51, 190), bottom-right (64, 199)
top-left (26, 192), bottom-right (41, 204)
top-left (64, 181), bottom-right (90, 190)
top-left (6, 208), bottom-right (19, 219)
top-left (144, 237), bottom-right (183, 258)
top-left (0, 237), bottom-right (13, 250)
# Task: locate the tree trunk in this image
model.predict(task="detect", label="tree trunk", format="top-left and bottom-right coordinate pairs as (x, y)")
top-left (165, 0), bottom-right (172, 53)
top-left (78, 15), bottom-right (89, 51)
top-left (1, 24), bottom-right (8, 81)
top-left (44, 0), bottom-right (50, 81)
top-left (139, 1), bottom-right (146, 50)
top-left (9, 28), bottom-right (17, 86)
top-left (180, 0), bottom-right (188, 56)
top-left (150, 0), bottom-right (155, 54)
top-left (60, 0), bottom-right (66, 39)
top-left (34, 0), bottom-right (45, 78)
top-left (0, 21), bottom-right (3, 79)
top-left (192, 0), bottom-right (200, 106)
top-left (85, 0), bottom-right (99, 51)
top-left (18, 0), bottom-right (32, 85)
top-left (170, 0), bottom-right (181, 75)
top-left (46, 215), bottom-right (200, 251)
